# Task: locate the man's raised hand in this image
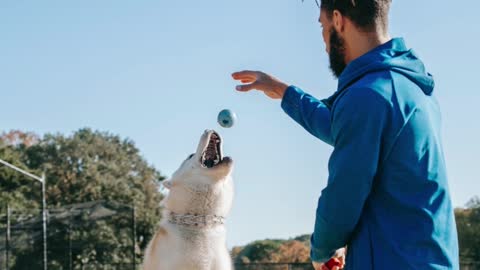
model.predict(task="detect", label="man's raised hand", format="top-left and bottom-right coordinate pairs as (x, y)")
top-left (232, 70), bottom-right (289, 99)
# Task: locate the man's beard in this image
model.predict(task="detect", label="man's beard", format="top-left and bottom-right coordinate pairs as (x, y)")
top-left (329, 28), bottom-right (347, 78)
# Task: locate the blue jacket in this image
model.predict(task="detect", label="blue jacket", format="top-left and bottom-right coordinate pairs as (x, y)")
top-left (281, 38), bottom-right (459, 270)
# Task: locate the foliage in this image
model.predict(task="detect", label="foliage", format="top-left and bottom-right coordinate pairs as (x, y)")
top-left (456, 196), bottom-right (480, 261)
top-left (233, 236), bottom-right (311, 264)
top-left (0, 129), bottom-right (165, 269)
top-left (0, 138), bottom-right (40, 213)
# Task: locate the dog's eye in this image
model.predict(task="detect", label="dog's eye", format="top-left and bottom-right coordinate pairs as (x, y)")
top-left (186, 153), bottom-right (194, 160)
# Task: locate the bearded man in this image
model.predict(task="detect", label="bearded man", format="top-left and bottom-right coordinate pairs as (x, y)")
top-left (232, 0), bottom-right (459, 269)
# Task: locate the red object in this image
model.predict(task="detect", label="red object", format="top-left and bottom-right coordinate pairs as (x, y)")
top-left (325, 258), bottom-right (342, 269)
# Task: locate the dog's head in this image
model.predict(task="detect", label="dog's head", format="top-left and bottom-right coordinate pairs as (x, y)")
top-left (162, 130), bottom-right (234, 216)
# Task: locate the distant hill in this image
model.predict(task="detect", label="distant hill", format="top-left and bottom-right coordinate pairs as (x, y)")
top-left (231, 235), bottom-right (311, 264)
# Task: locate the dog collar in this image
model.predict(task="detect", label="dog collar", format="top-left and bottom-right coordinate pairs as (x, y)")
top-left (167, 211), bottom-right (225, 228)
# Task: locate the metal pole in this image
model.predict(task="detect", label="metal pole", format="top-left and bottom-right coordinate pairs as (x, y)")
top-left (132, 204), bottom-right (136, 270)
top-left (0, 159), bottom-right (43, 182)
top-left (42, 173), bottom-right (47, 270)
top-left (6, 205), bottom-right (10, 270)
top-left (69, 212), bottom-right (72, 270)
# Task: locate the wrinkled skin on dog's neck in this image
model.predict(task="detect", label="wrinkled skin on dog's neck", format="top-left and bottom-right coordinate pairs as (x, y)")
top-left (163, 178), bottom-right (233, 217)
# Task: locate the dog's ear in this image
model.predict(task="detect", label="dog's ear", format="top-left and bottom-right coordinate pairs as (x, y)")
top-left (162, 180), bottom-right (173, 189)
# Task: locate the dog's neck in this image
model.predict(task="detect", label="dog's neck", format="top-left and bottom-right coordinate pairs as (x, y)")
top-left (162, 181), bottom-right (232, 227)
top-left (166, 210), bottom-right (226, 229)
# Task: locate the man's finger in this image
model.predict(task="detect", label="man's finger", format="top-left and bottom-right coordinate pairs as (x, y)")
top-left (232, 71), bottom-right (258, 80)
top-left (241, 78), bottom-right (256, 83)
top-left (236, 83), bottom-right (259, 92)
top-left (232, 74), bottom-right (257, 82)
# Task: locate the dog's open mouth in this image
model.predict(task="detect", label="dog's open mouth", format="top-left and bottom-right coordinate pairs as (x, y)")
top-left (201, 132), bottom-right (223, 168)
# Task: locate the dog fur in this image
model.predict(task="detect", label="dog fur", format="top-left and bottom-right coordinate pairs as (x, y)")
top-left (142, 130), bottom-right (234, 270)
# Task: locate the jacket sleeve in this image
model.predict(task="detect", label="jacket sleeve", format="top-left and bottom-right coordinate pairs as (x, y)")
top-left (281, 86), bottom-right (334, 146)
top-left (310, 88), bottom-right (389, 262)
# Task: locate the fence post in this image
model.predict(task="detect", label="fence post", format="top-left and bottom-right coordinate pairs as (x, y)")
top-left (41, 174), bottom-right (47, 270)
top-left (69, 211), bottom-right (73, 270)
top-left (6, 205), bottom-right (10, 270)
top-left (132, 204), bottom-right (136, 270)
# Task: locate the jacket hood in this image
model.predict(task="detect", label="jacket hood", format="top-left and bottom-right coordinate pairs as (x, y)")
top-left (323, 38), bottom-right (434, 108)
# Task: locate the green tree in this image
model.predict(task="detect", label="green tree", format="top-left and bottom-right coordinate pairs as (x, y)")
top-left (277, 240), bottom-right (310, 263)
top-left (456, 196), bottom-right (480, 262)
top-left (0, 130), bottom-right (42, 212)
top-left (0, 128), bottom-right (165, 269)
top-left (234, 239), bottom-right (284, 263)
top-left (293, 234), bottom-right (311, 244)
top-left (232, 235), bottom-right (313, 264)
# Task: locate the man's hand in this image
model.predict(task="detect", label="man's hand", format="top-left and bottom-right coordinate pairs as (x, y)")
top-left (312, 248), bottom-right (346, 270)
top-left (231, 70), bottom-right (289, 99)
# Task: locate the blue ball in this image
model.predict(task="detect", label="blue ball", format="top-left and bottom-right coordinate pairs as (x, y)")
top-left (217, 109), bottom-right (237, 128)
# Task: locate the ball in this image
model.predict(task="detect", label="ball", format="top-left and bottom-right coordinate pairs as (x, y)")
top-left (217, 109), bottom-right (237, 128)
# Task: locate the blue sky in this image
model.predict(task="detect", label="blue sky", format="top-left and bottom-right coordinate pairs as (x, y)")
top-left (1, 0), bottom-right (479, 248)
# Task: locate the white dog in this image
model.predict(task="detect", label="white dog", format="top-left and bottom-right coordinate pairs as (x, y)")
top-left (143, 130), bottom-right (234, 270)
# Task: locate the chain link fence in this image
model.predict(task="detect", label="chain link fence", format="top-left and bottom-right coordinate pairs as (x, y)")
top-left (234, 262), bottom-right (480, 270)
top-left (234, 263), bottom-right (314, 270)
top-left (0, 201), bottom-right (137, 270)
top-left (0, 202), bottom-right (478, 270)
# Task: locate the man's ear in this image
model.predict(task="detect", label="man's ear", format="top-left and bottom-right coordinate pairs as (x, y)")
top-left (163, 180), bottom-right (173, 189)
top-left (332, 10), bottom-right (345, 33)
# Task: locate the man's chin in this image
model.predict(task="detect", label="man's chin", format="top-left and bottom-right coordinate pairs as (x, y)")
top-left (329, 63), bottom-right (346, 79)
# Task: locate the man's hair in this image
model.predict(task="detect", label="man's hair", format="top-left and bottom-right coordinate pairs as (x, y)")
top-left (321, 0), bottom-right (392, 32)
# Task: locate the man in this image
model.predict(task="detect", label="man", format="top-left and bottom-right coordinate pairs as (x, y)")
top-left (232, 0), bottom-right (459, 269)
